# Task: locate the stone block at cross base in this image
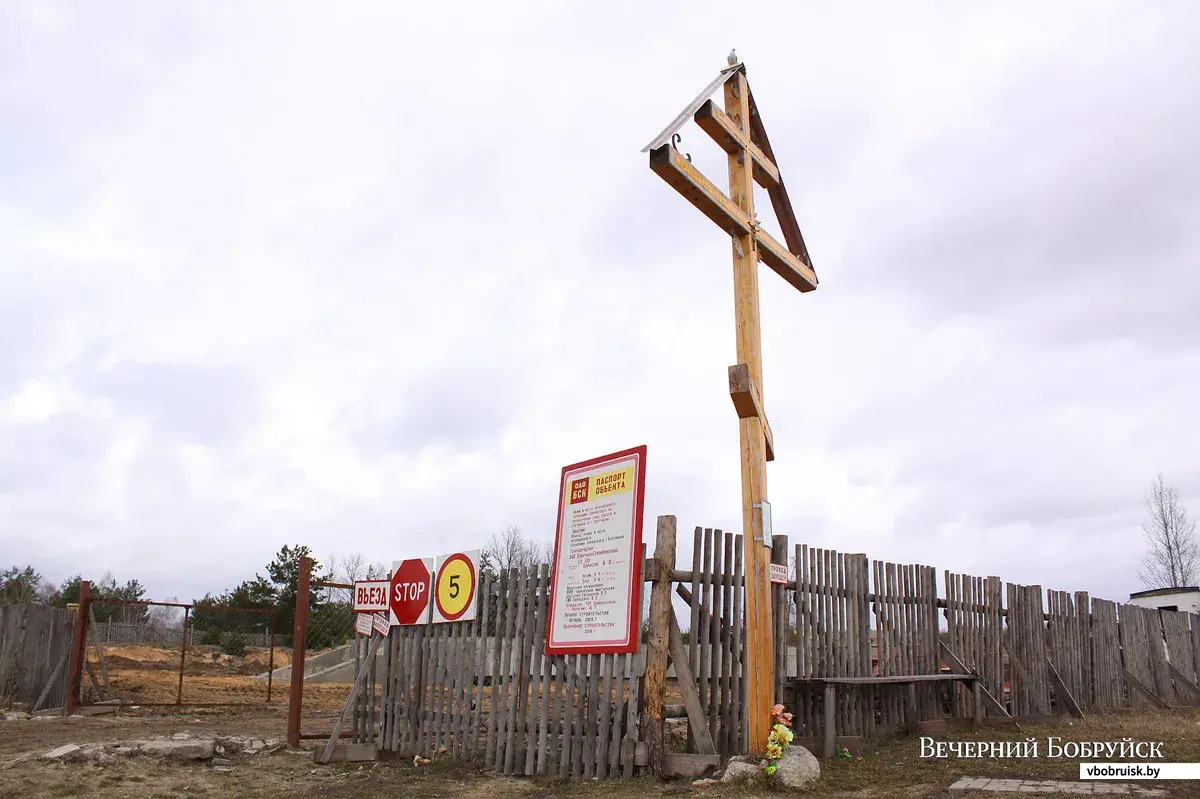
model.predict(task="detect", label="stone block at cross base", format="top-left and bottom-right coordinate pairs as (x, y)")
top-left (720, 759), bottom-right (763, 784)
top-left (774, 744), bottom-right (820, 789)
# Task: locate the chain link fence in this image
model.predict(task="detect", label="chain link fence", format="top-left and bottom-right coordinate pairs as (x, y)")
top-left (83, 598), bottom-right (277, 706)
top-left (307, 582), bottom-right (355, 653)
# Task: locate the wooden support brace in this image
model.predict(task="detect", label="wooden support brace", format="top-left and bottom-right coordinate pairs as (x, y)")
top-left (1168, 662), bottom-right (1200, 700)
top-left (1046, 658), bottom-right (1084, 718)
top-left (693, 100), bottom-right (780, 188)
top-left (667, 604), bottom-right (717, 755)
top-left (319, 631), bottom-right (387, 763)
top-left (84, 659), bottom-right (103, 699)
top-left (87, 605), bottom-right (111, 701)
top-left (1002, 640), bottom-right (1049, 715)
top-left (33, 645), bottom-right (71, 712)
top-left (939, 641), bottom-right (1010, 717)
top-left (675, 584), bottom-right (732, 640)
top-left (728, 363), bottom-right (774, 461)
top-left (1122, 667), bottom-right (1172, 710)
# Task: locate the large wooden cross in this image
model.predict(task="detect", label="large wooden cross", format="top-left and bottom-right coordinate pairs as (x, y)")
top-left (642, 57), bottom-right (818, 755)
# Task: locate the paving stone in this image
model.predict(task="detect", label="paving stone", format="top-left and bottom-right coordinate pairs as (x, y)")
top-left (950, 777), bottom-right (995, 794)
top-left (949, 778), bottom-right (1165, 797)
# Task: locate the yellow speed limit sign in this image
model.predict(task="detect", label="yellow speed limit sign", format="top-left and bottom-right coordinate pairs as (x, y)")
top-left (432, 550), bottom-right (478, 623)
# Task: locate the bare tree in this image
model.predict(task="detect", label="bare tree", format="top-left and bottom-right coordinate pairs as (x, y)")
top-left (366, 562), bottom-right (389, 580)
top-left (147, 596), bottom-right (185, 630)
top-left (337, 553), bottom-right (368, 584)
top-left (1138, 472), bottom-right (1199, 589)
top-left (484, 526), bottom-right (554, 572)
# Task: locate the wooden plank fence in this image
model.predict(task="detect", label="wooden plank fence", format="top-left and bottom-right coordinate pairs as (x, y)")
top-left (0, 603), bottom-right (76, 710)
top-left (304, 517), bottom-right (1200, 775)
top-left (328, 567), bottom-right (646, 776)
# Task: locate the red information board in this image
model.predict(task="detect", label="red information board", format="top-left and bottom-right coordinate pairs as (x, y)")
top-left (545, 445), bottom-right (647, 655)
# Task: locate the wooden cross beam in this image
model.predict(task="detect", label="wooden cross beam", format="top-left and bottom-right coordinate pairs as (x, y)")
top-left (643, 57), bottom-right (818, 756)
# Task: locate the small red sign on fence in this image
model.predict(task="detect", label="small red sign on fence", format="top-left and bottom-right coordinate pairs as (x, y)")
top-left (770, 562), bottom-right (788, 585)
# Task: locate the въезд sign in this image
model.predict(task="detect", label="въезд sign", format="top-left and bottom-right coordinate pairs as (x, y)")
top-left (545, 445), bottom-right (646, 655)
top-left (352, 580), bottom-right (390, 613)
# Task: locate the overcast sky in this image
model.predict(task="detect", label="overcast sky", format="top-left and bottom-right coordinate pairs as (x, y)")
top-left (3, 1), bottom-right (1198, 608)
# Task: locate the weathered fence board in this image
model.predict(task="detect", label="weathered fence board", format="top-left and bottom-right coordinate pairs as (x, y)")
top-left (1047, 590), bottom-right (1087, 713)
top-left (1161, 610), bottom-right (1195, 687)
top-left (0, 603), bottom-right (75, 710)
top-left (1119, 604), bottom-right (1173, 706)
top-left (1090, 598), bottom-right (1123, 708)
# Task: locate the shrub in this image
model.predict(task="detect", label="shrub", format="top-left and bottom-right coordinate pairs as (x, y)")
top-left (200, 628), bottom-right (223, 646)
top-left (220, 631), bottom-right (247, 657)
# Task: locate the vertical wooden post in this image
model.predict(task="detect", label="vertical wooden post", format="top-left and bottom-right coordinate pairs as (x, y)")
top-left (267, 613), bottom-right (276, 704)
top-left (641, 515), bottom-right (677, 775)
top-left (821, 682), bottom-right (835, 758)
top-left (65, 581), bottom-right (91, 715)
top-left (771, 535), bottom-right (789, 706)
top-left (176, 606), bottom-right (189, 705)
top-left (906, 682), bottom-right (918, 734)
top-left (287, 556), bottom-right (313, 749)
top-left (725, 68), bottom-right (775, 756)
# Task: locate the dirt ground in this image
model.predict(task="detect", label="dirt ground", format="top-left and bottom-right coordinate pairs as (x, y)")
top-left (2, 705), bottom-right (1199, 798)
top-left (87, 643), bottom-right (361, 709)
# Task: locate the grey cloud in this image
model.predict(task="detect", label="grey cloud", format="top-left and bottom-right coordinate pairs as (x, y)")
top-left (85, 361), bottom-right (259, 446)
top-left (344, 358), bottom-right (522, 456)
top-left (844, 9), bottom-right (1200, 332)
top-left (0, 414), bottom-right (112, 497)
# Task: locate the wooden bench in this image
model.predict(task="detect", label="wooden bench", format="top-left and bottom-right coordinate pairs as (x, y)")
top-left (786, 674), bottom-right (982, 758)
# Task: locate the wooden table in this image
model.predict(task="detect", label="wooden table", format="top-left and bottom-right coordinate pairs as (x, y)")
top-left (786, 674), bottom-right (981, 758)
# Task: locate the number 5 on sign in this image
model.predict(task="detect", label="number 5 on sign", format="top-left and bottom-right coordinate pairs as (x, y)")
top-left (432, 550), bottom-right (479, 624)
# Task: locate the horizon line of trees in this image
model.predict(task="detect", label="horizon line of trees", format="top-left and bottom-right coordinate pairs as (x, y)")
top-left (4, 472), bottom-right (1193, 641)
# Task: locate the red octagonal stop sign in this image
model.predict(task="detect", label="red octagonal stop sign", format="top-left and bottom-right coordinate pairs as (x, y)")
top-left (389, 558), bottom-right (432, 626)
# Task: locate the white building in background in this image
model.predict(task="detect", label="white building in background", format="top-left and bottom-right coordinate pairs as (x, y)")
top-left (1128, 587), bottom-right (1200, 614)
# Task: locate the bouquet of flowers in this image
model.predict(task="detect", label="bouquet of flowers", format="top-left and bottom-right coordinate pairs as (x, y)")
top-left (760, 703), bottom-right (794, 776)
